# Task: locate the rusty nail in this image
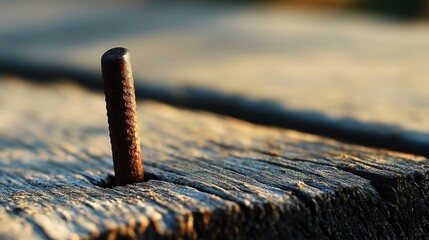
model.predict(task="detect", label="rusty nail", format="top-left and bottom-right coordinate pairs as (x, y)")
top-left (101, 47), bottom-right (144, 186)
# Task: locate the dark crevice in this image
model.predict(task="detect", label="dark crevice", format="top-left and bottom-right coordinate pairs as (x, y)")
top-left (89, 170), bottom-right (160, 188)
top-left (0, 58), bottom-right (428, 158)
top-left (335, 166), bottom-right (399, 201)
top-left (93, 174), bottom-right (116, 188)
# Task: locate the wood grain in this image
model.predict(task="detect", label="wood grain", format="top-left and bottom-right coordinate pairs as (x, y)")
top-left (1, 77), bottom-right (428, 239)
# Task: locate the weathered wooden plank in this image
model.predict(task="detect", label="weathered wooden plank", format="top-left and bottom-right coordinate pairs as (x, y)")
top-left (0, 77), bottom-right (428, 239)
top-left (0, 3), bottom-right (428, 155)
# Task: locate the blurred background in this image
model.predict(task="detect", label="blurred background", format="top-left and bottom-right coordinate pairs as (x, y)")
top-left (1, 0), bottom-right (429, 142)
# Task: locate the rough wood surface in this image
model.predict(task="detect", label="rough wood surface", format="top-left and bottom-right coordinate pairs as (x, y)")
top-left (1, 77), bottom-right (428, 239)
top-left (0, 2), bottom-right (428, 155)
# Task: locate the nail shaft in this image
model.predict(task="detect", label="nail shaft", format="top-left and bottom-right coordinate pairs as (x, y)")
top-left (101, 47), bottom-right (144, 186)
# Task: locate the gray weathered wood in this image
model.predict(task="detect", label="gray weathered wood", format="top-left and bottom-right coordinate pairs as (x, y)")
top-left (0, 77), bottom-right (428, 239)
top-left (0, 2), bottom-right (428, 155)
